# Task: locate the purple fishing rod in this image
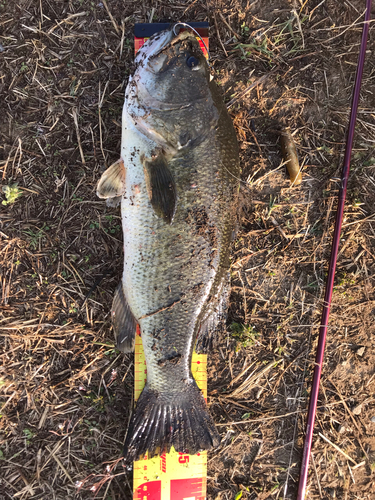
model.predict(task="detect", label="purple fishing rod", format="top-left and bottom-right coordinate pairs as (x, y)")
top-left (297, 2), bottom-right (372, 498)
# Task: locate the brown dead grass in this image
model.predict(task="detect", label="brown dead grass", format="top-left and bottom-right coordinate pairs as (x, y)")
top-left (1, 0), bottom-right (375, 499)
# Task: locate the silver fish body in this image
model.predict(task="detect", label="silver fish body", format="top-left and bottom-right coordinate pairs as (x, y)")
top-left (97, 26), bottom-right (240, 461)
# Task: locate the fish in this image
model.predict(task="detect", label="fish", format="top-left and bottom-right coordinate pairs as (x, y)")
top-left (97, 24), bottom-right (240, 462)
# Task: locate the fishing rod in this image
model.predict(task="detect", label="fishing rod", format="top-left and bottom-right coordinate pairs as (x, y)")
top-left (297, 1), bottom-right (372, 498)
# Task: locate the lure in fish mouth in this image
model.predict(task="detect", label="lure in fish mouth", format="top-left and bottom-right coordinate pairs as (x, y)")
top-left (97, 24), bottom-right (240, 462)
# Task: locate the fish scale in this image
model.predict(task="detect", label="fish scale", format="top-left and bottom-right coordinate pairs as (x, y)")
top-left (124, 139), bottom-right (230, 387)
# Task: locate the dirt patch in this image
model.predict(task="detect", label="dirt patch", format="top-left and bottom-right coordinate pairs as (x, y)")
top-left (1, 0), bottom-right (375, 499)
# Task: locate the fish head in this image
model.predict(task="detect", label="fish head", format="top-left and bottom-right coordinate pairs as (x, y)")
top-left (126, 26), bottom-right (217, 153)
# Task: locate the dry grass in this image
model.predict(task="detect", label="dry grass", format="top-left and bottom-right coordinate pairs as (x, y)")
top-left (1, 0), bottom-right (375, 499)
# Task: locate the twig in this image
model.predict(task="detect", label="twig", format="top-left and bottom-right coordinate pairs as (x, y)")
top-left (218, 11), bottom-right (241, 40)
top-left (120, 19), bottom-right (126, 58)
top-left (318, 432), bottom-right (357, 465)
top-left (226, 73), bottom-right (272, 108)
top-left (98, 81), bottom-right (109, 165)
top-left (293, 9), bottom-right (305, 49)
top-left (216, 409), bottom-right (301, 426)
top-left (311, 453), bottom-right (323, 498)
top-left (352, 461), bottom-right (366, 470)
top-left (182, 0), bottom-right (200, 16)
top-left (269, 216), bottom-right (289, 240)
top-left (72, 108), bottom-right (86, 165)
top-left (213, 11), bottom-right (228, 57)
top-left (229, 360), bottom-right (280, 398)
top-left (328, 381), bottom-right (369, 460)
top-left (1, 147), bottom-right (13, 180)
top-left (237, 270), bottom-right (248, 324)
top-left (323, 9), bottom-right (367, 43)
top-left (307, 0), bottom-right (328, 19)
top-left (102, 0), bottom-right (120, 35)
top-left (46, 445), bottom-right (75, 484)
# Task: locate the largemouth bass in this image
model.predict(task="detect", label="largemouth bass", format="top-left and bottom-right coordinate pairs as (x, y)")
top-left (97, 25), bottom-right (240, 462)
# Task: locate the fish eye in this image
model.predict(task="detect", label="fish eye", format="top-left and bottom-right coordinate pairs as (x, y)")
top-left (186, 56), bottom-right (199, 68)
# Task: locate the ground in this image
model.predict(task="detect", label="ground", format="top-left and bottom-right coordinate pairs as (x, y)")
top-left (1, 0), bottom-right (375, 499)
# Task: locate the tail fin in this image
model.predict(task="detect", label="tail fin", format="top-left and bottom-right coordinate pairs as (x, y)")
top-left (123, 381), bottom-right (220, 462)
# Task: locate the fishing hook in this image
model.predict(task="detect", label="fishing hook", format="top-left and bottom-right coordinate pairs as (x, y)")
top-left (172, 22), bottom-right (210, 61)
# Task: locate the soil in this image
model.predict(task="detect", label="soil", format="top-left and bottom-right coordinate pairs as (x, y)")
top-left (1, 1), bottom-right (375, 499)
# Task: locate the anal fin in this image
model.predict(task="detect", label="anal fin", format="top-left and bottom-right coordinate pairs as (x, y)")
top-left (112, 283), bottom-right (137, 352)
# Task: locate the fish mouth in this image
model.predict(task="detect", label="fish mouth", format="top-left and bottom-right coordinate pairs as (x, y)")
top-left (126, 25), bottom-right (200, 112)
top-left (134, 23), bottom-right (200, 69)
top-left (137, 26), bottom-right (198, 77)
top-left (135, 27), bottom-right (174, 63)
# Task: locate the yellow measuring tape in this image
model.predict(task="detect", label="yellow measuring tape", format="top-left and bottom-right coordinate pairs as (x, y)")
top-left (133, 331), bottom-right (207, 500)
top-left (132, 27), bottom-right (209, 500)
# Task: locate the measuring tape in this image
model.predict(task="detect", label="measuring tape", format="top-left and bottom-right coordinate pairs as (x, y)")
top-left (133, 330), bottom-right (207, 500)
top-left (132, 23), bottom-right (210, 500)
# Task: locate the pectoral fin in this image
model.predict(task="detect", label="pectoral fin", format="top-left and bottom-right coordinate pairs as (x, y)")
top-left (143, 154), bottom-right (177, 224)
top-left (97, 159), bottom-right (126, 199)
